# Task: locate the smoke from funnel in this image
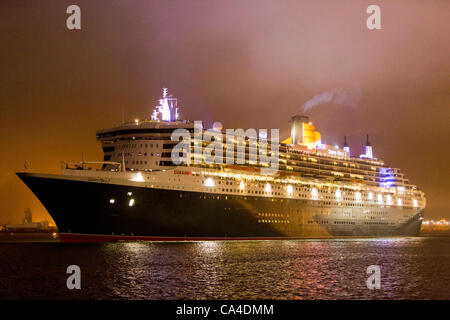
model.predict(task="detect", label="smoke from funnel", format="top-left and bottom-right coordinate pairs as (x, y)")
top-left (301, 84), bottom-right (362, 113)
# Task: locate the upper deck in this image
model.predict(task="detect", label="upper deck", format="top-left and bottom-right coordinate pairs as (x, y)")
top-left (94, 88), bottom-right (421, 193)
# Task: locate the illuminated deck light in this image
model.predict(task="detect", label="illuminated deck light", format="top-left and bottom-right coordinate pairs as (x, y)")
top-left (335, 189), bottom-right (342, 201)
top-left (239, 181), bottom-right (245, 190)
top-left (131, 172), bottom-right (144, 182)
top-left (311, 188), bottom-right (318, 200)
top-left (355, 192), bottom-right (361, 202)
top-left (397, 198), bottom-right (402, 206)
top-left (413, 199), bottom-right (418, 207)
top-left (287, 185), bottom-right (293, 195)
top-left (265, 184), bottom-right (271, 193)
top-left (127, 192), bottom-right (132, 196)
top-left (128, 199), bottom-right (135, 206)
top-left (204, 178), bottom-right (215, 187)
top-left (109, 198), bottom-right (115, 204)
top-left (386, 195), bottom-right (392, 204)
top-left (377, 194), bottom-right (383, 204)
top-left (368, 192), bottom-right (373, 201)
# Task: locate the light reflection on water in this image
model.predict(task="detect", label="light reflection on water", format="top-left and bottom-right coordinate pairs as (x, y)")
top-left (0, 237), bottom-right (449, 299)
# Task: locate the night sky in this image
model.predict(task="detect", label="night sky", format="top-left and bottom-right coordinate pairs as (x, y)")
top-left (0, 0), bottom-right (449, 224)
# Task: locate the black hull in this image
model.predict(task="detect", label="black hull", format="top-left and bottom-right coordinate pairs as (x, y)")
top-left (17, 173), bottom-right (423, 242)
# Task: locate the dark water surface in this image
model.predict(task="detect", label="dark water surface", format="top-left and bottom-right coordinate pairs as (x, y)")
top-left (0, 237), bottom-right (449, 299)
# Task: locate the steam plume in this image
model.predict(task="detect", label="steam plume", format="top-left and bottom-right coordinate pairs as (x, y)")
top-left (301, 84), bottom-right (362, 113)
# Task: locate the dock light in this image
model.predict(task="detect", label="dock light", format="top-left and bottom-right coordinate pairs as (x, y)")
top-left (204, 178), bottom-right (215, 187)
top-left (265, 184), bottom-right (271, 193)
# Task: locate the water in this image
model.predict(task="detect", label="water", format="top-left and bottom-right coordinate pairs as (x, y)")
top-left (0, 237), bottom-right (449, 299)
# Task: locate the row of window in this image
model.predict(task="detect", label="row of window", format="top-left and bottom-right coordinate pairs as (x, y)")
top-left (334, 221), bottom-right (356, 225)
top-left (364, 222), bottom-right (390, 225)
top-left (119, 152), bottom-right (160, 157)
top-left (118, 143), bottom-right (160, 149)
top-left (258, 213), bottom-right (289, 218)
top-left (258, 220), bottom-right (290, 224)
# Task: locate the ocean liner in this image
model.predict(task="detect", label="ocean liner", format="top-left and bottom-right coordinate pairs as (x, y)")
top-left (17, 88), bottom-right (425, 242)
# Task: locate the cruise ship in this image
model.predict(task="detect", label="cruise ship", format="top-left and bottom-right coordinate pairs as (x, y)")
top-left (17, 88), bottom-right (425, 242)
